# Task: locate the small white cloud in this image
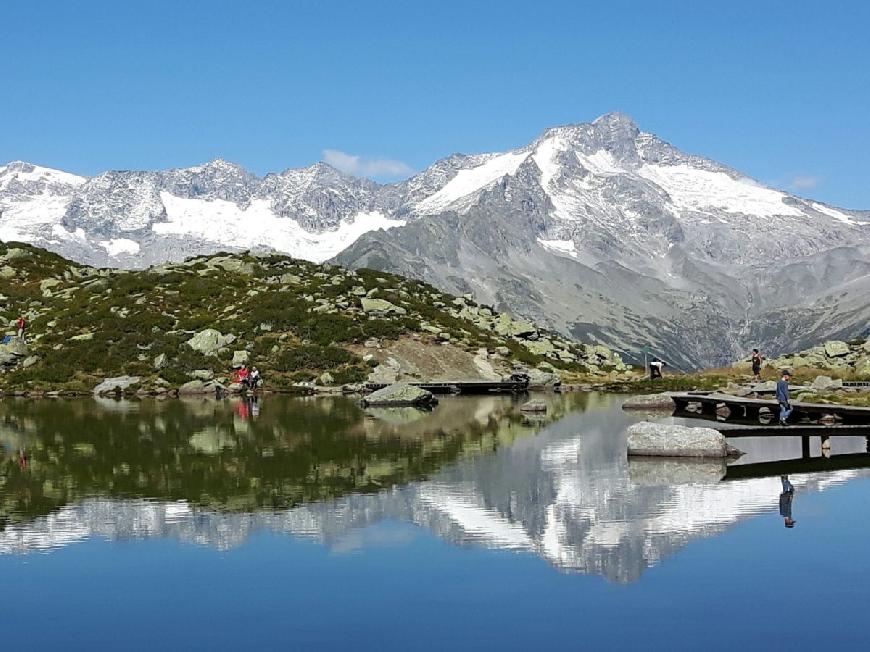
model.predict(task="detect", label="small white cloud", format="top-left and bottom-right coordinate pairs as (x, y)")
top-left (788, 175), bottom-right (822, 190)
top-left (323, 149), bottom-right (414, 179)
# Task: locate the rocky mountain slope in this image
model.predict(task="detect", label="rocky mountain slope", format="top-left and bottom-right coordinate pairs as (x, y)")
top-left (4, 114), bottom-right (868, 367)
top-left (337, 115), bottom-right (870, 369)
top-left (0, 242), bottom-right (630, 395)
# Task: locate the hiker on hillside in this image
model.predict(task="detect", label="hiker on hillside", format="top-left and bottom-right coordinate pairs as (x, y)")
top-left (649, 357), bottom-right (665, 380)
top-left (776, 370), bottom-right (792, 426)
top-left (751, 348), bottom-right (764, 381)
top-left (250, 366), bottom-right (261, 389)
top-left (16, 315), bottom-right (27, 340)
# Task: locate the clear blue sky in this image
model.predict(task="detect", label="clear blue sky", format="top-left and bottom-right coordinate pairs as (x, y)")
top-left (3, 0), bottom-right (868, 208)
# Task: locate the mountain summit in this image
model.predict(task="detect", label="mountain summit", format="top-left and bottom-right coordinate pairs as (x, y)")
top-left (2, 115), bottom-right (868, 366)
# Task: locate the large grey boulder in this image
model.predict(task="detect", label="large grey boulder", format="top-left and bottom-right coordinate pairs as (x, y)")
top-left (360, 383), bottom-right (438, 407)
top-left (824, 340), bottom-right (850, 357)
top-left (811, 375), bottom-right (842, 391)
top-left (621, 393), bottom-right (675, 411)
top-left (360, 298), bottom-right (407, 315)
top-left (0, 338), bottom-right (29, 367)
top-left (186, 329), bottom-right (236, 356)
top-left (93, 376), bottom-right (140, 396)
top-left (626, 421), bottom-right (742, 458)
top-left (526, 367), bottom-right (561, 388)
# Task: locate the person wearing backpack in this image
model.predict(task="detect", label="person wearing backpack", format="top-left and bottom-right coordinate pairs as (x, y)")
top-left (16, 315), bottom-right (27, 340)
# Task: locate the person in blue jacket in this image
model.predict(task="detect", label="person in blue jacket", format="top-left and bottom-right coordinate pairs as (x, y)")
top-left (776, 370), bottom-right (792, 426)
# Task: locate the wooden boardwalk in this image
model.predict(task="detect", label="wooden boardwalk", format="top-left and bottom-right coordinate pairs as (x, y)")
top-left (670, 392), bottom-right (870, 424)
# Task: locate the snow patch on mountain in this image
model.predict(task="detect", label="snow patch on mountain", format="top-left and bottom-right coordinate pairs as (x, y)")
top-left (538, 238), bottom-right (578, 258)
top-left (99, 238), bottom-right (141, 256)
top-left (415, 151), bottom-right (528, 214)
top-left (0, 162), bottom-right (86, 190)
top-left (155, 192), bottom-right (404, 263)
top-left (0, 196), bottom-right (72, 242)
top-left (812, 202), bottom-right (858, 225)
top-left (636, 164), bottom-right (803, 217)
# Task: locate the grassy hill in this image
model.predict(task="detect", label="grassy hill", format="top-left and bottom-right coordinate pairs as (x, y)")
top-left (0, 242), bottom-right (634, 395)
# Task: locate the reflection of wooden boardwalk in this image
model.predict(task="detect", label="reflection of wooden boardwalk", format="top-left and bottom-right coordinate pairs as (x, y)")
top-left (725, 452), bottom-right (870, 480)
top-left (718, 424), bottom-right (870, 438)
top-left (365, 380), bottom-right (529, 395)
top-left (671, 392), bottom-right (870, 423)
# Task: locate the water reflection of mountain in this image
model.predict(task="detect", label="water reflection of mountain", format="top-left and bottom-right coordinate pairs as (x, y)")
top-left (2, 395), bottom-right (869, 582)
top-left (0, 394), bottom-right (577, 528)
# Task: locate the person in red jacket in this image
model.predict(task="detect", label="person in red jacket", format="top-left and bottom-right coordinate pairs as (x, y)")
top-left (235, 364), bottom-right (251, 389)
top-left (16, 315), bottom-right (27, 340)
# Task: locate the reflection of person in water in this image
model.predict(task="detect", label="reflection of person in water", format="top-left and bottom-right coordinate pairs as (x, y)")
top-left (779, 475), bottom-right (795, 528)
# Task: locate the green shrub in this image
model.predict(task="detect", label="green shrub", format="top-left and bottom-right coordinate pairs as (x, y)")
top-left (274, 345), bottom-right (358, 372)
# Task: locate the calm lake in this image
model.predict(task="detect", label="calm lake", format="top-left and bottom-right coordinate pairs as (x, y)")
top-left (1, 393), bottom-right (869, 650)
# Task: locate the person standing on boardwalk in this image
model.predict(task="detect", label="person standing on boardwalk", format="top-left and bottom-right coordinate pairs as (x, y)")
top-left (751, 348), bottom-right (764, 381)
top-left (16, 315), bottom-right (27, 341)
top-left (776, 370), bottom-right (792, 426)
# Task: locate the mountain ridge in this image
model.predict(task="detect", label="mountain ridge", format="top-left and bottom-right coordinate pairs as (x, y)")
top-left (3, 113), bottom-right (869, 367)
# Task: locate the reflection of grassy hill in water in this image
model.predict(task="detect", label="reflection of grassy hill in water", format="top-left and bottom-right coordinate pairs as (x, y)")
top-left (0, 395), bottom-right (576, 528)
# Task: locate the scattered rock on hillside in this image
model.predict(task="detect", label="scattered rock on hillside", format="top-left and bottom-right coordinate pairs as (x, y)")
top-left (824, 341), bottom-right (850, 357)
top-left (811, 375), bottom-right (842, 391)
top-left (361, 297), bottom-right (407, 316)
top-left (186, 329), bottom-right (236, 356)
top-left (756, 339), bottom-right (870, 376)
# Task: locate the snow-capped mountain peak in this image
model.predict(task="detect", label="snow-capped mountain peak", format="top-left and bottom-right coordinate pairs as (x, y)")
top-left (3, 115), bottom-right (868, 367)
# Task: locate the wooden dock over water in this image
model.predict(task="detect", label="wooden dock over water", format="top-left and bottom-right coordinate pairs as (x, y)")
top-left (670, 392), bottom-right (870, 424)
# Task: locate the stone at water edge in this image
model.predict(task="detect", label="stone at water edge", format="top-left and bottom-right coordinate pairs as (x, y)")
top-left (626, 421), bottom-right (742, 458)
top-left (93, 376), bottom-right (140, 396)
top-left (520, 399), bottom-right (547, 413)
top-left (621, 393), bottom-right (675, 411)
top-left (360, 383), bottom-right (438, 407)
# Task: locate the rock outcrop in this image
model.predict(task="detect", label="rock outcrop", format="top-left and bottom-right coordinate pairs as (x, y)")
top-left (749, 339), bottom-right (870, 376)
top-left (360, 383), bottom-right (438, 408)
top-left (621, 393), bottom-right (676, 411)
top-left (92, 376), bottom-right (140, 396)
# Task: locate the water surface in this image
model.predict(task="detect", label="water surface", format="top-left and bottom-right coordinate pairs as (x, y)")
top-left (1, 393), bottom-right (869, 649)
